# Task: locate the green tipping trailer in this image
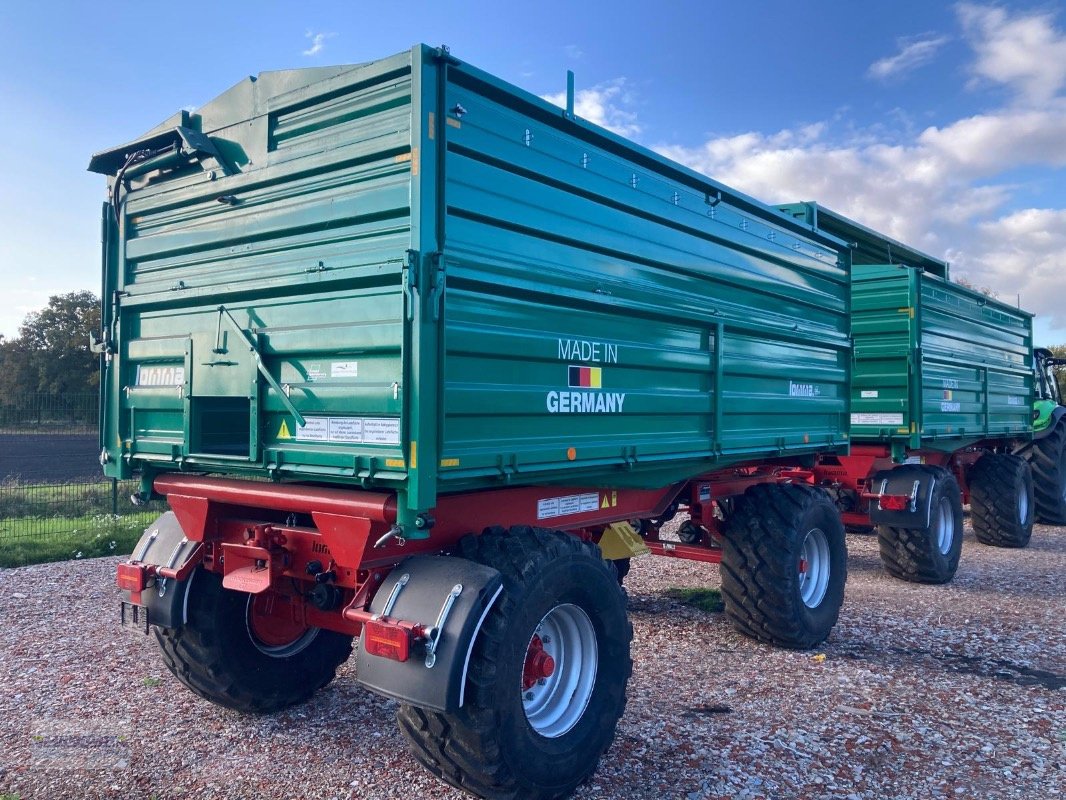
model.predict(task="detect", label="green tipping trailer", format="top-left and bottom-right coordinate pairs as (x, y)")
top-left (97, 47), bottom-right (854, 799)
top-left (782, 202), bottom-right (1046, 585)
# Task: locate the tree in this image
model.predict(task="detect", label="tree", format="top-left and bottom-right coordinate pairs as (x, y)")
top-left (953, 274), bottom-right (999, 298)
top-left (0, 291), bottom-right (100, 403)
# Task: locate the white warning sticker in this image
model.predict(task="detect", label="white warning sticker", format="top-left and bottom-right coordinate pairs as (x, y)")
top-left (860, 390), bottom-right (879, 399)
top-left (328, 417), bottom-right (363, 443)
top-left (941, 401), bottom-right (961, 413)
top-left (362, 417), bottom-right (401, 444)
top-left (293, 416), bottom-right (398, 444)
top-left (537, 492), bottom-right (600, 520)
top-left (296, 417), bottom-right (330, 441)
top-left (331, 361), bottom-right (359, 378)
top-left (851, 413), bottom-right (904, 426)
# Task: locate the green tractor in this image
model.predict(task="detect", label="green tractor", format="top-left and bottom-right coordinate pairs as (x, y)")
top-left (1019, 348), bottom-right (1066, 524)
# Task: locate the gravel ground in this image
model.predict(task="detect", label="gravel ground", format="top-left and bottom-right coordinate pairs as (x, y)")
top-left (0, 518), bottom-right (1063, 800)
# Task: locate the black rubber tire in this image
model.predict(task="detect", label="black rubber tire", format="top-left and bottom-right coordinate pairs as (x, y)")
top-left (612, 558), bottom-right (631, 584)
top-left (876, 465), bottom-right (963, 584)
top-left (1021, 418), bottom-right (1066, 524)
top-left (154, 569), bottom-right (353, 713)
top-left (969, 453), bottom-right (1035, 548)
top-left (721, 483), bottom-right (847, 649)
top-left (397, 526), bottom-right (632, 800)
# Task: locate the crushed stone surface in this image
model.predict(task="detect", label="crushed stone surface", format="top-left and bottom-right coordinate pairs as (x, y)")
top-left (0, 519), bottom-right (1062, 799)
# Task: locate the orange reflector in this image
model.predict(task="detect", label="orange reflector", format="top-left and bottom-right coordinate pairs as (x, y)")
top-left (116, 562), bottom-right (147, 592)
top-left (364, 619), bottom-right (412, 662)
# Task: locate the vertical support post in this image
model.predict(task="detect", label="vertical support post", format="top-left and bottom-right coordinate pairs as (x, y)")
top-left (111, 478), bottom-right (118, 516)
top-left (982, 366), bottom-right (990, 434)
top-left (713, 322), bottom-right (725, 454)
top-left (566, 70), bottom-right (575, 118)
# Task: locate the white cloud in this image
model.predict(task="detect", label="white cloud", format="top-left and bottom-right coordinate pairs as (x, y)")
top-left (653, 9), bottom-right (1066, 335)
top-left (657, 110), bottom-right (1066, 330)
top-left (868, 34), bottom-right (950, 80)
top-left (564, 44), bottom-right (584, 60)
top-left (542, 78), bottom-right (641, 137)
top-left (953, 209), bottom-right (1066, 328)
top-left (958, 2), bottom-right (1066, 104)
top-left (302, 30), bottom-right (336, 57)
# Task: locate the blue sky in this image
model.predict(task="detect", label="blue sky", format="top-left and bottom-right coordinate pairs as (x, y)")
top-left (2, 1), bottom-right (1064, 343)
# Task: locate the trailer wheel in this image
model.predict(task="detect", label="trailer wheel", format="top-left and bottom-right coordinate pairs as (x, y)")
top-left (397, 526), bottom-right (632, 800)
top-left (721, 483), bottom-right (847, 649)
top-left (154, 569), bottom-right (353, 713)
top-left (969, 453), bottom-right (1035, 548)
top-left (1022, 418), bottom-right (1066, 524)
top-left (876, 466), bottom-right (963, 584)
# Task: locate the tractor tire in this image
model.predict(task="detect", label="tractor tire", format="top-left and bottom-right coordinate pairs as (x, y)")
top-left (876, 465), bottom-right (963, 584)
top-left (1021, 418), bottom-right (1066, 524)
top-left (969, 453), bottom-right (1035, 548)
top-left (612, 558), bottom-right (631, 584)
top-left (154, 569), bottom-right (353, 713)
top-left (397, 526), bottom-right (632, 800)
top-left (721, 483), bottom-right (847, 649)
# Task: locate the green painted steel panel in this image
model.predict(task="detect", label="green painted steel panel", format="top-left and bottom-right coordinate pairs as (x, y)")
top-left (850, 265), bottom-right (1034, 449)
top-left (91, 45), bottom-right (852, 523)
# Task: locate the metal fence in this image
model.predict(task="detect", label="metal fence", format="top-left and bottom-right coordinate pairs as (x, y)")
top-left (0, 479), bottom-right (162, 567)
top-left (0, 393), bottom-right (161, 567)
top-left (0, 392), bottom-right (98, 434)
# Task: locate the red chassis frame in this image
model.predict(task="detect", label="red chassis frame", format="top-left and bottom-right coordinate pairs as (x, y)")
top-left (806, 444), bottom-right (984, 528)
top-left (117, 463), bottom-right (809, 644)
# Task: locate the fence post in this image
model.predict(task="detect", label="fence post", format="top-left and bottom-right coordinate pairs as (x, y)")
top-left (111, 478), bottom-right (118, 516)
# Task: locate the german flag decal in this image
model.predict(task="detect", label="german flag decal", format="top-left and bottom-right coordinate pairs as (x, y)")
top-left (568, 365), bottom-right (602, 388)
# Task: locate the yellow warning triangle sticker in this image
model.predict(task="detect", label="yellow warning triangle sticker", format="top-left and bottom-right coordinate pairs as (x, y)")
top-left (277, 420), bottom-right (292, 440)
top-left (601, 495), bottom-right (610, 509)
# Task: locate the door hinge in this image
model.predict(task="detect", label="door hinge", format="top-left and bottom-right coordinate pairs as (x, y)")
top-left (429, 253), bottom-right (446, 321)
top-left (403, 249), bottom-right (420, 321)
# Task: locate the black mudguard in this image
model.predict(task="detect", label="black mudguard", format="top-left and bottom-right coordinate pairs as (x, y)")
top-left (356, 555), bottom-right (503, 713)
top-left (123, 511), bottom-right (200, 629)
top-left (867, 465), bottom-right (942, 529)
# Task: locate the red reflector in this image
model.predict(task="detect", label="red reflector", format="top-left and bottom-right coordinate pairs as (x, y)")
top-left (879, 494), bottom-right (909, 512)
top-left (116, 563), bottom-right (147, 592)
top-left (364, 619), bottom-right (411, 662)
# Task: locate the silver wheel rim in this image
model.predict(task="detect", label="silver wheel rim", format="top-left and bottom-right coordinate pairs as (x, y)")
top-left (522, 604), bottom-right (598, 738)
top-left (1018, 482), bottom-right (1030, 525)
top-left (935, 497), bottom-right (955, 555)
top-left (798, 528), bottom-right (831, 609)
top-left (245, 596), bottom-right (320, 658)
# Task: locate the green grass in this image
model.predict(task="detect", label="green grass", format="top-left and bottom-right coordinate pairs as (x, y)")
top-left (665, 586), bottom-right (725, 614)
top-left (0, 512), bottom-right (153, 567)
top-left (0, 481), bottom-right (143, 519)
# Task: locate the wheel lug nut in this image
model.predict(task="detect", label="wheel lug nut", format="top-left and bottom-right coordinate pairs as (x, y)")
top-left (542, 635), bottom-right (552, 644)
top-left (524, 691), bottom-right (534, 701)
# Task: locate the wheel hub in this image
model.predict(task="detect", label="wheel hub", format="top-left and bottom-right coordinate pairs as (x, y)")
top-left (522, 635), bottom-right (556, 690)
top-left (797, 528), bottom-right (831, 609)
top-left (521, 603), bottom-right (598, 738)
top-left (935, 496), bottom-right (955, 555)
top-left (246, 592), bottom-right (319, 657)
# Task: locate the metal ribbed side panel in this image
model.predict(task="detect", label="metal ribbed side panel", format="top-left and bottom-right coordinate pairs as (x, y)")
top-left (107, 56), bottom-right (415, 479)
top-left (434, 64), bottom-right (850, 489)
top-left (850, 265), bottom-right (1033, 447)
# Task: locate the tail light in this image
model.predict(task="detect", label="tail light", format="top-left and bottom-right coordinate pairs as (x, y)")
top-left (363, 618), bottom-right (413, 662)
top-left (116, 562), bottom-right (147, 592)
